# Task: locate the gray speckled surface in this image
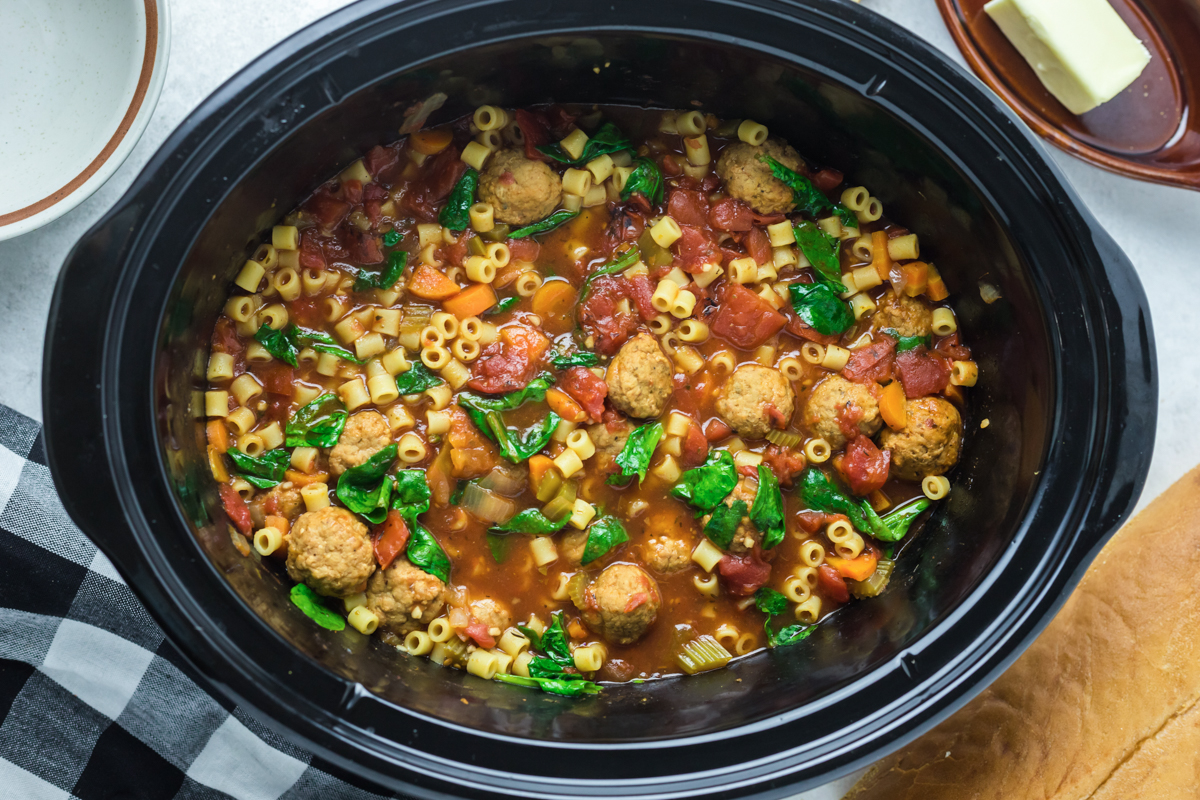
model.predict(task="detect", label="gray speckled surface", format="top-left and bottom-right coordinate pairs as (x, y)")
top-left (0, 1), bottom-right (1195, 797)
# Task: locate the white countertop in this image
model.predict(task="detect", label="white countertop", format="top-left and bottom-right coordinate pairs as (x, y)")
top-left (1, 1), bottom-right (1195, 797)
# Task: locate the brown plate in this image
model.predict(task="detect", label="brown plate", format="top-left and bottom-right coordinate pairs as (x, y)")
top-left (936, 0), bottom-right (1200, 190)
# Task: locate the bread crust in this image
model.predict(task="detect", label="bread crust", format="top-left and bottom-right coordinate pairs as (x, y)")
top-left (845, 466), bottom-right (1200, 800)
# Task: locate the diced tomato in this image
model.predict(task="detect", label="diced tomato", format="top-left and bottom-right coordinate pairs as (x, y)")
top-left (762, 445), bottom-right (806, 486)
top-left (895, 348), bottom-right (952, 398)
top-left (764, 402), bottom-right (790, 430)
top-left (680, 422), bottom-right (709, 468)
top-left (400, 147), bottom-right (465, 221)
top-left (625, 592), bottom-right (652, 614)
top-left (812, 168), bottom-right (843, 192)
top-left (363, 145), bottom-right (400, 181)
top-left (785, 314), bottom-right (841, 345)
top-left (253, 362), bottom-right (294, 396)
top-left (446, 408), bottom-right (500, 478)
top-left (708, 197), bottom-right (754, 232)
top-left (709, 284), bottom-right (787, 349)
top-left (745, 227), bottom-right (772, 266)
top-left (363, 183), bottom-right (388, 202)
top-left (578, 276), bottom-right (639, 355)
top-left (341, 179), bottom-right (364, 204)
top-left (934, 331), bottom-right (972, 361)
top-left (364, 200), bottom-right (382, 226)
top-left (842, 337), bottom-right (896, 384)
top-left (320, 234), bottom-right (350, 264)
top-left (515, 108), bottom-right (551, 161)
top-left (603, 209), bottom-right (646, 253)
top-left (219, 484), bottom-right (253, 535)
top-left (212, 318), bottom-right (243, 358)
top-left (661, 154), bottom-right (682, 177)
top-left (439, 234), bottom-right (469, 267)
top-left (718, 550), bottom-right (772, 596)
top-left (704, 418), bottom-right (732, 442)
top-left (467, 324), bottom-right (549, 394)
top-left (346, 232), bottom-right (383, 265)
top-left (818, 564), bottom-right (851, 603)
top-left (372, 509), bottom-right (411, 571)
top-left (667, 188), bottom-right (710, 227)
top-left (836, 401), bottom-right (865, 440)
top-left (628, 274), bottom-right (657, 320)
top-left (298, 229), bottom-right (327, 270)
top-left (841, 435), bottom-right (890, 495)
top-left (751, 210), bottom-right (787, 227)
top-left (507, 237), bottom-right (540, 263)
top-left (305, 189), bottom-right (352, 230)
top-left (464, 619), bottom-right (496, 649)
top-left (673, 225), bottom-right (721, 273)
top-left (558, 367), bottom-right (608, 422)
top-left (795, 510), bottom-right (829, 534)
top-left (671, 373), bottom-right (710, 418)
top-left (602, 406), bottom-right (626, 434)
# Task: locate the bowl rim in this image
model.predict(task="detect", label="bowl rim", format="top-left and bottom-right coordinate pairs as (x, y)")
top-left (0, 0), bottom-right (171, 241)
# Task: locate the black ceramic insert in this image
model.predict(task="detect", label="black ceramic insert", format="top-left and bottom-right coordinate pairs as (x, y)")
top-left (43, 0), bottom-right (1156, 797)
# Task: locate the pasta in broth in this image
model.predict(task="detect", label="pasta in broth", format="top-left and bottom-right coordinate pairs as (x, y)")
top-left (203, 105), bottom-right (975, 695)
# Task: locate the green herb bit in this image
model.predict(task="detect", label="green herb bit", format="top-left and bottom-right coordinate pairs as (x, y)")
top-left (458, 375), bottom-right (554, 413)
top-left (394, 362), bottom-right (443, 395)
top-left (509, 209), bottom-right (579, 239)
top-left (608, 422), bottom-right (664, 485)
top-left (792, 220), bottom-right (842, 287)
top-left (704, 498), bottom-right (747, 550)
top-left (540, 611), bottom-right (573, 662)
top-left (550, 350), bottom-right (601, 369)
top-left (392, 469), bottom-right (432, 520)
top-left (579, 247), bottom-right (641, 305)
top-left (788, 281), bottom-right (854, 336)
top-left (407, 523), bottom-right (451, 582)
top-left (620, 156), bottom-right (664, 206)
top-left (293, 327), bottom-right (364, 364)
top-left (759, 154), bottom-right (857, 229)
top-left (751, 464), bottom-right (786, 549)
top-left (581, 516), bottom-right (630, 565)
top-left (485, 296), bottom-right (520, 315)
top-left (670, 450), bottom-right (738, 513)
top-left (754, 586), bottom-right (815, 648)
top-left (486, 532), bottom-right (511, 564)
top-left (489, 508), bottom-right (571, 535)
top-left (536, 121), bottom-right (631, 166)
top-left (254, 324), bottom-right (298, 366)
top-left (335, 444), bottom-right (398, 524)
top-left (285, 393), bottom-right (348, 448)
top-left (438, 168), bottom-right (478, 232)
top-left (227, 448), bottom-right (290, 489)
top-left (354, 249), bottom-right (407, 292)
top-left (290, 584), bottom-right (346, 631)
top-left (382, 228), bottom-right (402, 247)
top-left (494, 673), bottom-right (601, 696)
top-left (881, 328), bottom-right (932, 353)
top-left (875, 499), bottom-right (932, 543)
top-left (798, 468), bottom-right (891, 540)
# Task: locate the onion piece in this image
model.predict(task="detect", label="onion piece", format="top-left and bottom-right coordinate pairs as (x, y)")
top-left (461, 482), bottom-right (517, 524)
top-left (477, 464), bottom-right (527, 496)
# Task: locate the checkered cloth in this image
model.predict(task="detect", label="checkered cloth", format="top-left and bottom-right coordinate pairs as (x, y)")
top-left (0, 405), bottom-right (404, 800)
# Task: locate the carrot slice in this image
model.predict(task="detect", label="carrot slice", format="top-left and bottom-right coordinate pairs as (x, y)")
top-left (870, 231), bottom-right (891, 280)
top-left (546, 389), bottom-right (588, 424)
top-left (408, 263), bottom-right (461, 300)
top-left (443, 283), bottom-right (498, 319)
top-left (531, 281), bottom-right (577, 323)
top-left (827, 551), bottom-right (879, 582)
top-left (899, 262), bottom-right (929, 297)
top-left (409, 128), bottom-right (453, 155)
top-left (206, 419), bottom-right (229, 453)
top-left (528, 454), bottom-right (555, 490)
top-left (925, 262), bottom-right (949, 301)
top-left (284, 470), bottom-right (330, 486)
top-left (879, 381), bottom-right (907, 430)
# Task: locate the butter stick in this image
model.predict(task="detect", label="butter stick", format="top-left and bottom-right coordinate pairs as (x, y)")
top-left (844, 465), bottom-right (1200, 800)
top-left (984, 0), bottom-right (1151, 115)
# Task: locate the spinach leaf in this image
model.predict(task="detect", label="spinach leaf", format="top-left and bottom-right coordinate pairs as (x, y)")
top-left (486, 532), bottom-right (511, 563)
top-left (536, 121), bottom-right (631, 165)
top-left (793, 220), bottom-right (842, 286)
top-left (293, 327), bottom-right (364, 364)
top-left (392, 469), bottom-right (431, 519)
top-left (394, 362), bottom-right (443, 395)
top-left (759, 154), bottom-right (857, 229)
top-left (509, 209), bottom-right (579, 239)
top-left (254, 324), bottom-right (298, 366)
top-left (798, 468), bottom-right (890, 540)
top-left (788, 281), bottom-right (855, 336)
top-left (579, 247), bottom-right (640, 305)
top-left (485, 296), bottom-right (520, 315)
top-left (876, 499), bottom-right (932, 543)
top-left (355, 249), bottom-right (407, 292)
top-left (704, 498), bottom-right (747, 550)
top-left (382, 228), bottom-right (402, 247)
top-left (407, 523), bottom-right (451, 582)
top-left (494, 673), bottom-right (601, 696)
top-left (751, 464), bottom-right (786, 549)
top-left (517, 624), bottom-right (543, 652)
top-left (227, 448), bottom-right (290, 489)
top-left (438, 167), bottom-right (478, 232)
top-left (489, 508), bottom-right (571, 535)
top-left (550, 350), bottom-right (600, 369)
top-left (621, 156), bottom-right (664, 205)
top-left (335, 444), bottom-right (397, 524)
top-left (449, 479), bottom-right (467, 505)
top-left (290, 584), bottom-right (346, 631)
top-left (467, 409), bottom-right (561, 463)
top-left (608, 422), bottom-right (663, 485)
top-left (540, 611), bottom-right (572, 662)
top-left (882, 328), bottom-right (932, 353)
top-left (754, 586), bottom-right (815, 648)
top-left (581, 516), bottom-right (630, 564)
top-left (285, 394), bottom-right (348, 448)
top-left (671, 450), bottom-right (738, 513)
top-left (457, 375), bottom-right (554, 413)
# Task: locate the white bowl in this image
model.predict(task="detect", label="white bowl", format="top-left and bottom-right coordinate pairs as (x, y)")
top-left (0, 0), bottom-right (170, 241)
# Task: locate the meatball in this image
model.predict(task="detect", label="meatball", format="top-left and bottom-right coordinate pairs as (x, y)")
top-left (285, 507), bottom-right (375, 598)
top-left (715, 364), bottom-right (795, 440)
top-left (250, 482), bottom-right (303, 528)
top-left (606, 334), bottom-right (673, 419)
top-left (803, 375), bottom-right (883, 449)
top-left (581, 564), bottom-right (661, 645)
top-left (641, 537), bottom-right (691, 573)
top-left (715, 139), bottom-right (806, 215)
top-left (329, 410), bottom-right (391, 476)
top-left (366, 556), bottom-right (447, 634)
top-left (469, 598), bottom-right (512, 638)
top-left (877, 396), bottom-right (962, 481)
top-left (874, 291), bottom-right (934, 338)
top-left (477, 149), bottom-right (563, 225)
top-left (560, 529), bottom-right (589, 566)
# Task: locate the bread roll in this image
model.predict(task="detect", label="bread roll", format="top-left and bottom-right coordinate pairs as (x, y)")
top-left (845, 466), bottom-right (1200, 800)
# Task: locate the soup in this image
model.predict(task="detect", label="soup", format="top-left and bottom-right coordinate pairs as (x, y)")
top-left (202, 104), bottom-right (975, 694)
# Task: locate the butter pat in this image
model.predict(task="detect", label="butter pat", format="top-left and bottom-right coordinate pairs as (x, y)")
top-left (984, 0), bottom-right (1151, 115)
